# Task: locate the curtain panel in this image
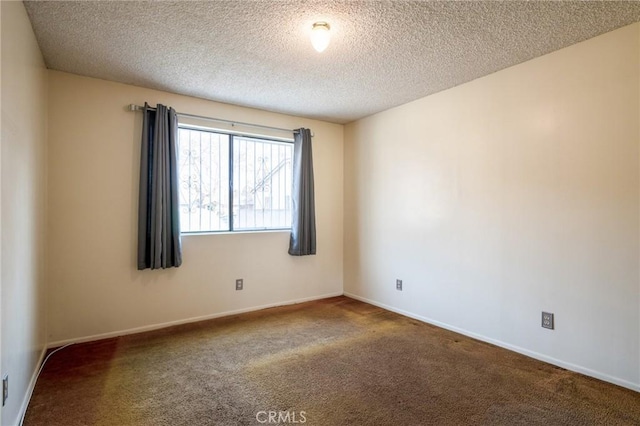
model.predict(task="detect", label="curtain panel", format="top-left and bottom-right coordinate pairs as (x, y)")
top-left (137, 103), bottom-right (183, 269)
top-left (288, 128), bottom-right (316, 256)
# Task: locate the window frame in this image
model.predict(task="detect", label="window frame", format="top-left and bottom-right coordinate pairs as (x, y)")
top-left (177, 124), bottom-right (294, 235)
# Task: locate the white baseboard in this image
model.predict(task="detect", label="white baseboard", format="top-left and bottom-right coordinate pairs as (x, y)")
top-left (16, 345), bottom-right (47, 426)
top-left (47, 291), bottom-right (344, 348)
top-left (343, 292), bottom-right (640, 393)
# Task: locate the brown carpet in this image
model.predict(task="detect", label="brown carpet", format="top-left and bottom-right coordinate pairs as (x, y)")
top-left (24, 296), bottom-right (640, 425)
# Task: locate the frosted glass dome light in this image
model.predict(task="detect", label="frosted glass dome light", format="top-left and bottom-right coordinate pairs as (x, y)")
top-left (311, 22), bottom-right (331, 52)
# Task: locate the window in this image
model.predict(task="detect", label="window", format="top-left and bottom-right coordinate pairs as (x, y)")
top-left (178, 127), bottom-right (293, 233)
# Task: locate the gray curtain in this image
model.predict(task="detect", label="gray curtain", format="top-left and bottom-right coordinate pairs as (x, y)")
top-left (137, 103), bottom-right (182, 270)
top-left (289, 128), bottom-right (316, 256)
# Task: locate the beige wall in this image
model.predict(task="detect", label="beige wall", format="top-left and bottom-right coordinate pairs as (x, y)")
top-left (1, 2), bottom-right (49, 425)
top-left (47, 71), bottom-right (344, 344)
top-left (344, 23), bottom-right (640, 390)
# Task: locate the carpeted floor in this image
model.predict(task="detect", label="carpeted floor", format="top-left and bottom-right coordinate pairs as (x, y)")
top-left (24, 296), bottom-right (640, 425)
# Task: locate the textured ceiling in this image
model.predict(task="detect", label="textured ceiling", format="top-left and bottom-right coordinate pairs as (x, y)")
top-left (24, 1), bottom-right (640, 124)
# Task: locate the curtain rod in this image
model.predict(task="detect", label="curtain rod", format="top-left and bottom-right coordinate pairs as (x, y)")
top-left (128, 104), bottom-right (302, 135)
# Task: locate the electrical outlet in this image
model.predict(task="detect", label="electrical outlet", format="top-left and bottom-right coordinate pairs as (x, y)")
top-left (542, 312), bottom-right (554, 330)
top-left (396, 279), bottom-right (402, 291)
top-left (235, 279), bottom-right (243, 291)
top-left (2, 374), bottom-right (8, 406)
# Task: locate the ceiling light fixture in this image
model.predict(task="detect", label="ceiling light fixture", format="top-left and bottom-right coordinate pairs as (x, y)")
top-left (310, 22), bottom-right (331, 53)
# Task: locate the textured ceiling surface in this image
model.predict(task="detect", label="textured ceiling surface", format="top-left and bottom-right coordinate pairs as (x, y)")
top-left (24, 1), bottom-right (640, 124)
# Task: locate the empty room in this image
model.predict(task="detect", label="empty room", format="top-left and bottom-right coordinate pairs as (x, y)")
top-left (2, 1), bottom-right (640, 425)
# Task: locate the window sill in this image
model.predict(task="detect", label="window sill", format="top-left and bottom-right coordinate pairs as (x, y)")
top-left (181, 228), bottom-right (291, 237)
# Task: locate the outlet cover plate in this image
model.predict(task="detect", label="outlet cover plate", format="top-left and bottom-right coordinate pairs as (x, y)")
top-left (542, 312), bottom-right (554, 330)
top-left (396, 279), bottom-right (402, 291)
top-left (235, 279), bottom-right (243, 291)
